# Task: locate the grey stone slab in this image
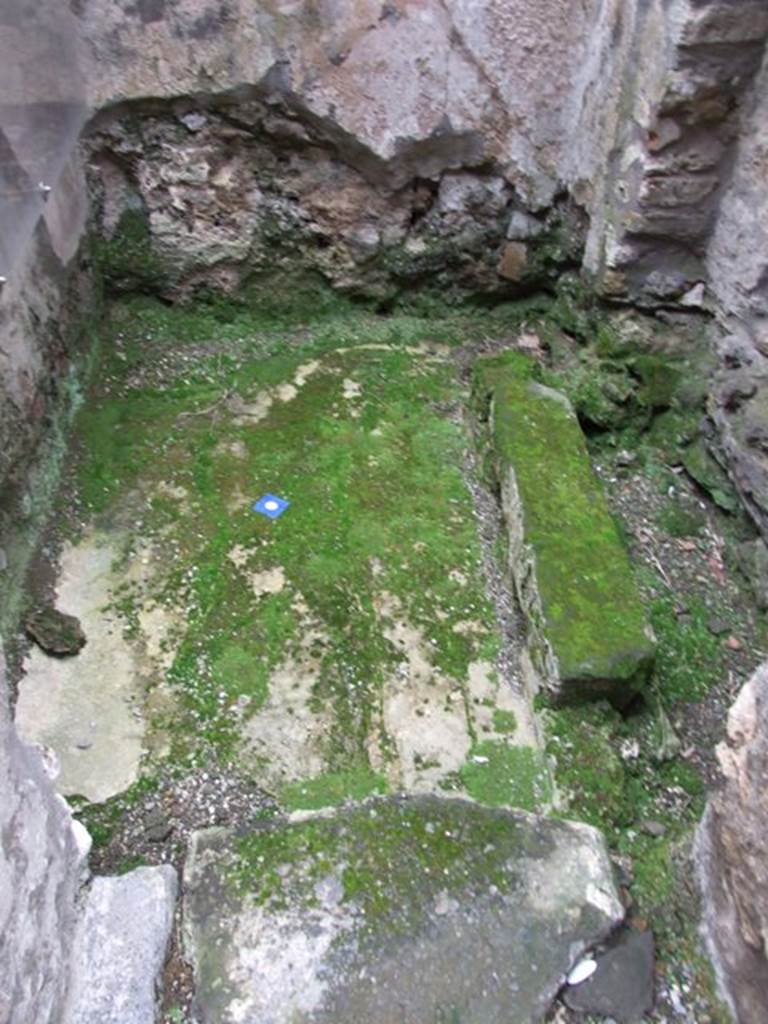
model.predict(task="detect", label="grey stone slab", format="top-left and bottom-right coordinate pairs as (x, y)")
top-left (64, 865), bottom-right (178, 1024)
top-left (563, 928), bottom-right (655, 1022)
top-left (0, 653), bottom-right (85, 1024)
top-left (183, 795), bottom-right (624, 1024)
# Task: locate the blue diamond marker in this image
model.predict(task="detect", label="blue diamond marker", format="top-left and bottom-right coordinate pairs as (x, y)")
top-left (253, 494), bottom-right (290, 519)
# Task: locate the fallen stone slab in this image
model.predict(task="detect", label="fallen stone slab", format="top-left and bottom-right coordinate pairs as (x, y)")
top-left (15, 531), bottom-right (148, 802)
top-left (563, 927), bottom-right (655, 1021)
top-left (63, 865), bottom-right (177, 1024)
top-left (472, 351), bottom-right (655, 707)
top-left (184, 795), bottom-right (623, 1024)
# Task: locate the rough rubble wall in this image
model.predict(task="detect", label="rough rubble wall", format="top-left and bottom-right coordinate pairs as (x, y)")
top-left (79, 0), bottom-right (608, 302)
top-left (78, 0), bottom-right (768, 312)
top-left (0, 650), bottom-right (85, 1024)
top-left (696, 664), bottom-right (768, 1024)
top-left (86, 105), bottom-right (592, 303)
top-left (0, 155), bottom-right (92, 636)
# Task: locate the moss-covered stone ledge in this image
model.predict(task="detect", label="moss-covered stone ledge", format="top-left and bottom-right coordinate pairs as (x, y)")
top-left (183, 796), bottom-right (623, 1024)
top-left (472, 351), bottom-right (655, 708)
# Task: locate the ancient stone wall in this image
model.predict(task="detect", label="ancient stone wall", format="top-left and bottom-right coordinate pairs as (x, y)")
top-left (573, 0), bottom-right (768, 306)
top-left (78, 1), bottom-right (768, 320)
top-left (708, 43), bottom-right (768, 332)
top-left (0, 650), bottom-right (86, 1024)
top-left (0, 155), bottom-right (93, 635)
top-left (697, 664), bottom-right (768, 1024)
top-left (79, 0), bottom-right (606, 303)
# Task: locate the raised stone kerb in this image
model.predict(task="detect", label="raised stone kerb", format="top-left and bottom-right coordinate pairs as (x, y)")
top-left (472, 351), bottom-right (655, 708)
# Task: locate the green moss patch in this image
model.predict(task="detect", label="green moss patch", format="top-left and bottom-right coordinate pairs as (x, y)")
top-left (475, 355), bottom-right (654, 706)
top-left (491, 708), bottom-right (517, 733)
top-left (280, 769), bottom-right (388, 811)
top-left (229, 796), bottom-right (557, 923)
top-left (649, 593), bottom-right (726, 704)
top-left (682, 437), bottom-right (739, 513)
top-left (72, 301), bottom-right (549, 804)
top-left (94, 208), bottom-right (168, 294)
top-left (545, 704), bottom-right (626, 832)
top-left (458, 741), bottom-right (552, 811)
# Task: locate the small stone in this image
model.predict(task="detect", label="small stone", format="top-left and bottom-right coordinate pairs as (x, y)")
top-left (566, 958), bottom-right (597, 985)
top-left (26, 606), bottom-right (87, 656)
top-left (611, 855), bottom-right (634, 889)
top-left (517, 331), bottom-right (542, 353)
top-left (707, 617), bottom-right (730, 636)
top-left (433, 891), bottom-right (459, 916)
top-left (563, 928), bottom-right (655, 1022)
top-left (506, 210), bottom-right (544, 241)
top-left (615, 449), bottom-right (637, 467)
top-left (180, 112), bottom-right (207, 132)
top-left (680, 282), bottom-right (706, 308)
top-left (640, 820), bottom-right (667, 838)
top-left (726, 635), bottom-right (743, 651)
top-left (648, 117), bottom-right (681, 152)
top-left (145, 821), bottom-right (174, 843)
top-left (497, 241), bottom-right (528, 282)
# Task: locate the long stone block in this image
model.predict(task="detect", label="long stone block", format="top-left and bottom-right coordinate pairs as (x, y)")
top-left (473, 351), bottom-right (655, 707)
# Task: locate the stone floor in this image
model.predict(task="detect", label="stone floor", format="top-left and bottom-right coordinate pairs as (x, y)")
top-left (16, 331), bottom-right (546, 814)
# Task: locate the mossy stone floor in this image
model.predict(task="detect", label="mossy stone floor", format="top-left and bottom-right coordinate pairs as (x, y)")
top-left (16, 290), bottom-right (760, 1022)
top-left (20, 296), bottom-right (546, 816)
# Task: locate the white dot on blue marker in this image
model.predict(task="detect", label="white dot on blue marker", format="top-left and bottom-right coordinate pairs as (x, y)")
top-left (253, 494), bottom-right (290, 519)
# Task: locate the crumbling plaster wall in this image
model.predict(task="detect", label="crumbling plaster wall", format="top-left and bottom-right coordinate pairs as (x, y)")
top-left (78, 0), bottom-right (604, 204)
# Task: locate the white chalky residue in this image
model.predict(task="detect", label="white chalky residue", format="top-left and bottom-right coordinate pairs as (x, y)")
top-left (224, 897), bottom-right (356, 1024)
top-left (249, 566), bottom-right (286, 598)
top-left (242, 609), bottom-right (332, 785)
top-left (15, 531), bottom-right (147, 802)
top-left (294, 359), bottom-right (322, 388)
top-left (231, 358), bottom-right (322, 427)
top-left (227, 544), bottom-right (251, 569)
top-left (374, 591), bottom-right (470, 791)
